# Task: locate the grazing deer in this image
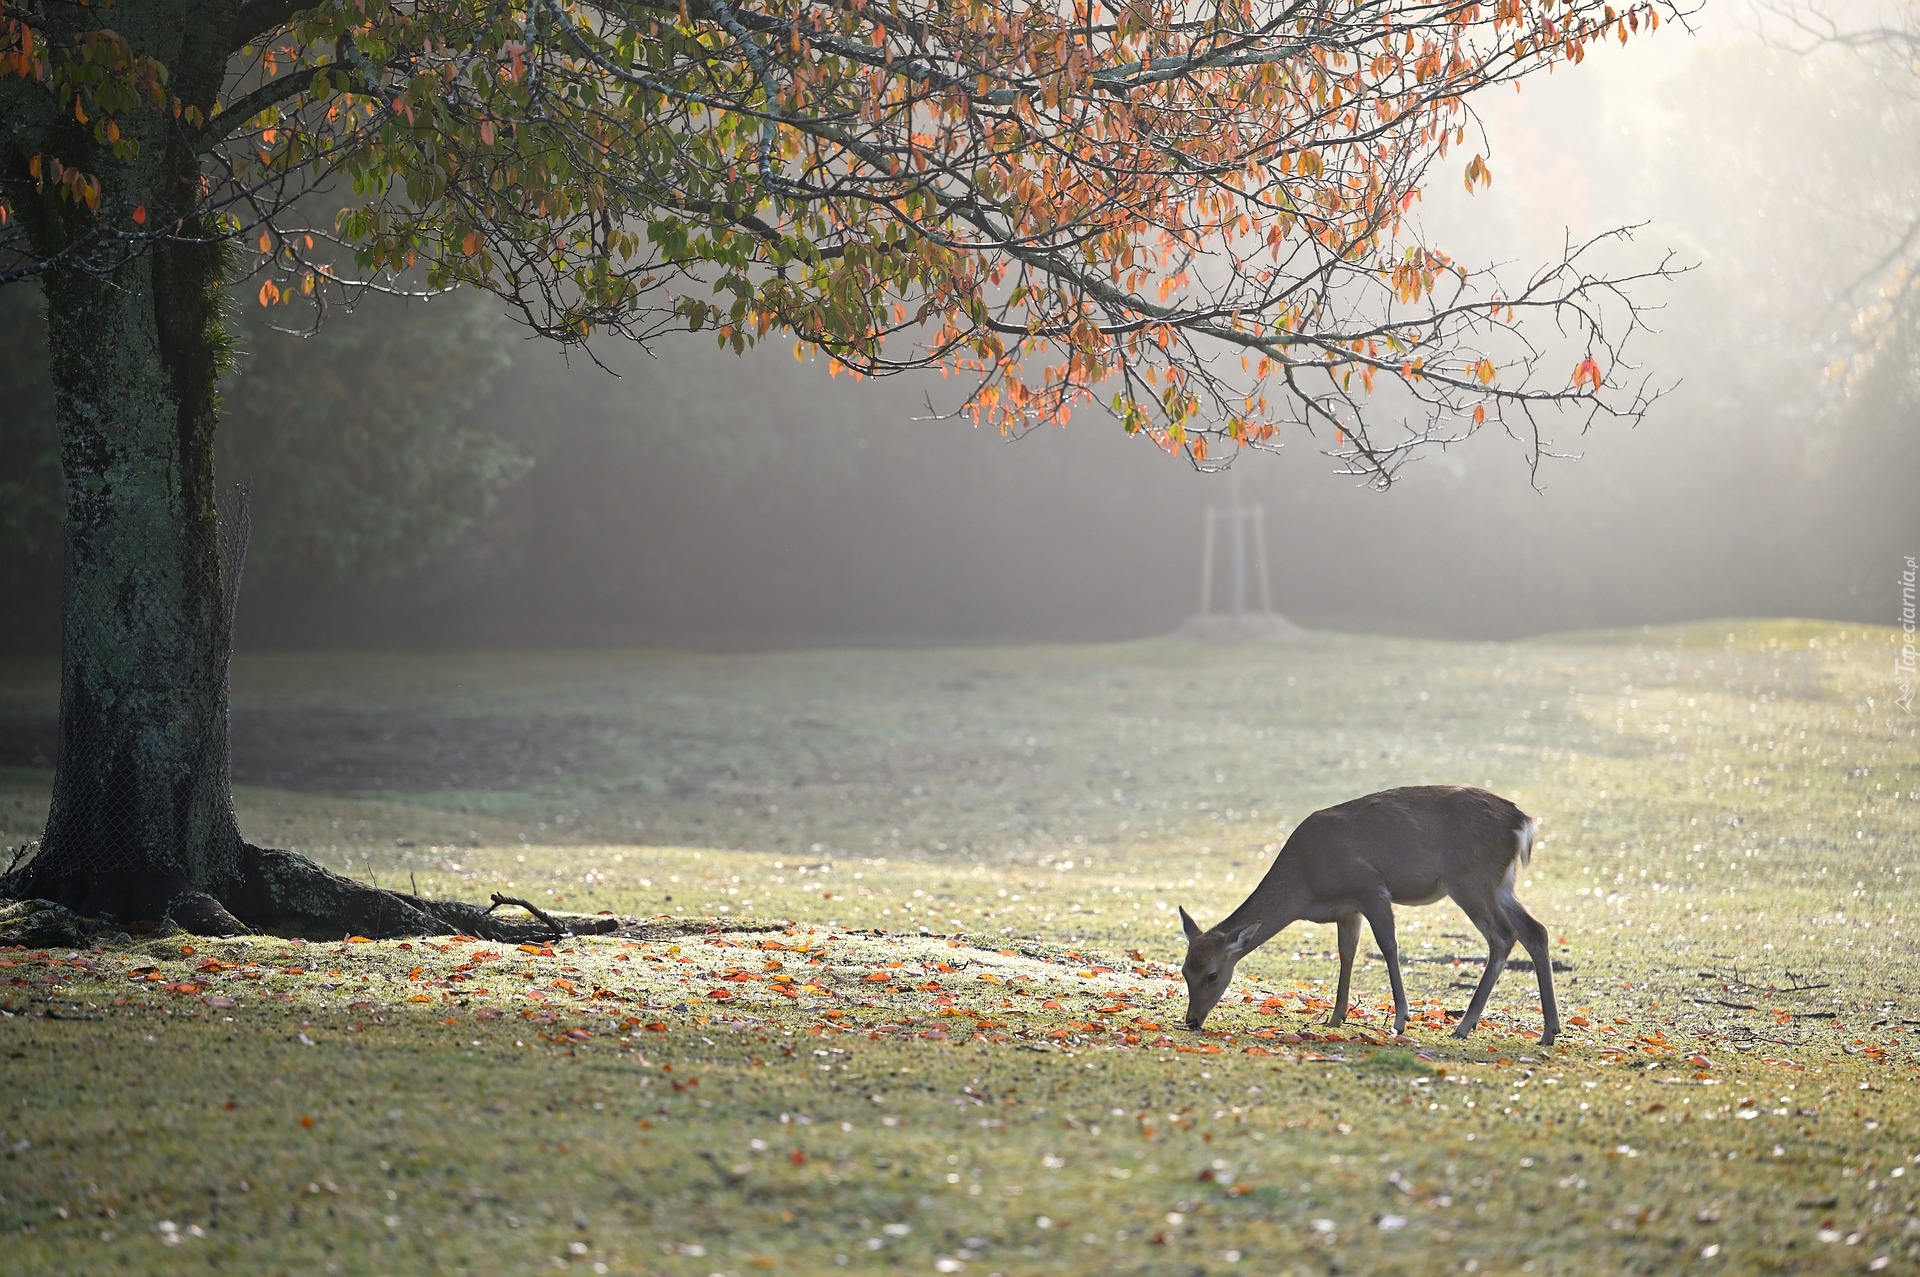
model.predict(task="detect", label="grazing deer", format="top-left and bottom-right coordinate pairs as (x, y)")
top-left (1178, 785), bottom-right (1559, 1045)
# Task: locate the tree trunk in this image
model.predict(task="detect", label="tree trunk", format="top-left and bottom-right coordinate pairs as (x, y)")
top-left (24, 232), bottom-right (244, 921)
top-left (6, 1), bottom-right (242, 923)
top-left (0, 3), bottom-right (602, 943)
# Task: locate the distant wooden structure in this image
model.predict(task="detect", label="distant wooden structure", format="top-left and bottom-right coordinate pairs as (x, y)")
top-left (1197, 501), bottom-right (1273, 618)
top-left (1180, 470), bottom-right (1303, 640)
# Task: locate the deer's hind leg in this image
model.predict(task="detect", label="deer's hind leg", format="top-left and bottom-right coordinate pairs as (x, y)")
top-left (1329, 913), bottom-right (1362, 1027)
top-left (1507, 900), bottom-right (1560, 1046)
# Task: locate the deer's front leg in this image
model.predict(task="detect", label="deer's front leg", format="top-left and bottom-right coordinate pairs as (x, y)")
top-left (1330, 914), bottom-right (1362, 1026)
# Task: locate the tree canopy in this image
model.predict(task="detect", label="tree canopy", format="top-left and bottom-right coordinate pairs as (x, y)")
top-left (4, 0), bottom-right (1674, 485)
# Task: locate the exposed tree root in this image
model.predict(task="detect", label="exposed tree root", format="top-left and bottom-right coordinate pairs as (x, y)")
top-left (227, 845), bottom-right (619, 941)
top-left (0, 898), bottom-right (119, 948)
top-left (0, 844), bottom-right (619, 944)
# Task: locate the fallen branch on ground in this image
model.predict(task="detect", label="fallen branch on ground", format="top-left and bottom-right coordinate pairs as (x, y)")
top-left (487, 894), bottom-right (566, 940)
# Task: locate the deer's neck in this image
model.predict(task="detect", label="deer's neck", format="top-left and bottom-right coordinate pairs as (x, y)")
top-left (1215, 866), bottom-right (1308, 946)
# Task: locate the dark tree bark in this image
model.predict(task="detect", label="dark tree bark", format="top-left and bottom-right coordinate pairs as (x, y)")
top-left (7, 2), bottom-right (245, 923)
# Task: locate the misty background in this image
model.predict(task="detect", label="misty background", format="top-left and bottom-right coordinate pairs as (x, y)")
top-left (3, 11), bottom-right (1915, 652)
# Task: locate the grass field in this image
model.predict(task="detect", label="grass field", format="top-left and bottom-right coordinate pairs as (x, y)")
top-left (1, 620), bottom-right (1916, 1275)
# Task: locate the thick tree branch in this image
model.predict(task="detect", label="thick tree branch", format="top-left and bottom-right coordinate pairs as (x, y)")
top-left (195, 69), bottom-right (327, 153)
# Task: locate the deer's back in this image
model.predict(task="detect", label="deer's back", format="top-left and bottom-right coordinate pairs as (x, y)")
top-left (1279, 785), bottom-right (1530, 905)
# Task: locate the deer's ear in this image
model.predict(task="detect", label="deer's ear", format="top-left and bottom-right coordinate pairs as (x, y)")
top-left (1229, 923), bottom-right (1261, 956)
top-left (1178, 905), bottom-right (1202, 942)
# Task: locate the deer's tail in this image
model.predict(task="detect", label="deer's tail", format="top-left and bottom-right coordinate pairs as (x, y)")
top-left (1515, 815), bottom-right (1537, 869)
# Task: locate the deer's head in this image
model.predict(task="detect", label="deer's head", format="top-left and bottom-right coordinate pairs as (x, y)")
top-left (1179, 906), bottom-right (1260, 1029)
